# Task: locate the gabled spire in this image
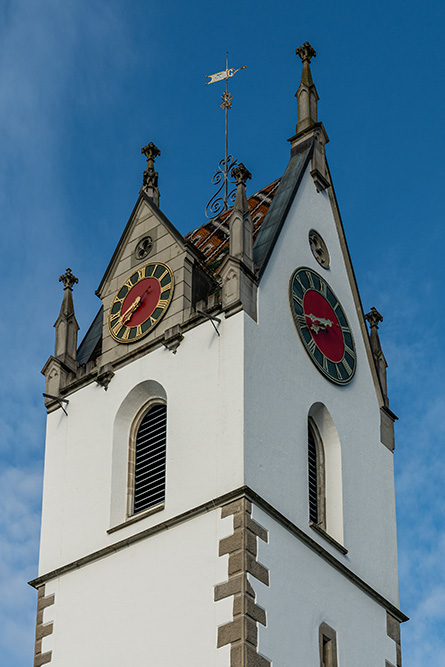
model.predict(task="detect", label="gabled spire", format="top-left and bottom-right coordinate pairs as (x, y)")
top-left (228, 163), bottom-right (254, 272)
top-left (42, 269), bottom-right (80, 407)
top-left (219, 162), bottom-right (257, 320)
top-left (289, 42), bottom-right (330, 192)
top-left (54, 269), bottom-right (79, 362)
top-left (365, 307), bottom-right (389, 406)
top-left (295, 42), bottom-right (319, 134)
top-left (141, 142), bottom-right (161, 206)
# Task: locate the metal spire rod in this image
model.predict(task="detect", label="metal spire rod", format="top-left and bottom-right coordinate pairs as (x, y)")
top-left (224, 52), bottom-right (229, 210)
top-left (204, 54), bottom-right (246, 219)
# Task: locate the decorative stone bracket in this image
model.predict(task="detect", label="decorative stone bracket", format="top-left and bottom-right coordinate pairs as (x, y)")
top-left (96, 363), bottom-right (115, 390)
top-left (163, 324), bottom-right (184, 354)
top-left (215, 497), bottom-right (271, 667)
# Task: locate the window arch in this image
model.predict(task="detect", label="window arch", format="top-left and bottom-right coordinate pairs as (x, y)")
top-left (129, 400), bottom-right (167, 516)
top-left (110, 380), bottom-right (167, 530)
top-left (308, 417), bottom-right (326, 529)
top-left (308, 403), bottom-right (344, 545)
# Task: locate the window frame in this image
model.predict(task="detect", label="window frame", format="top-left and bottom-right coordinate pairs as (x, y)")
top-left (319, 622), bottom-right (338, 667)
top-left (127, 397), bottom-right (167, 518)
top-left (308, 416), bottom-right (326, 530)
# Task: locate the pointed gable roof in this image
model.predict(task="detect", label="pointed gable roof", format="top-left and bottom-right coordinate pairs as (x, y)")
top-left (185, 178), bottom-right (281, 275)
top-left (77, 142), bottom-right (313, 361)
top-left (185, 141), bottom-right (313, 278)
top-left (253, 142), bottom-right (313, 275)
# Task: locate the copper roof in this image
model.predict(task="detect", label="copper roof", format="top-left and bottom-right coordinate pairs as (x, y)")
top-left (185, 178), bottom-right (281, 274)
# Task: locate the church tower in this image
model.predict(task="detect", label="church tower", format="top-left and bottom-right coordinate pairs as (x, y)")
top-left (31, 44), bottom-right (406, 667)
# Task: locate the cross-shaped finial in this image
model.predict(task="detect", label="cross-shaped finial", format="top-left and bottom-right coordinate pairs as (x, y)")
top-left (140, 142), bottom-right (161, 204)
top-left (59, 268), bottom-right (78, 291)
top-left (296, 42), bottom-right (316, 63)
top-left (141, 142), bottom-right (161, 168)
top-left (231, 163), bottom-right (252, 186)
top-left (365, 307), bottom-right (383, 329)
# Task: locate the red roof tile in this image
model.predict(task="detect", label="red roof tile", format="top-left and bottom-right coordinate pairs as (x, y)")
top-left (186, 178), bottom-right (281, 274)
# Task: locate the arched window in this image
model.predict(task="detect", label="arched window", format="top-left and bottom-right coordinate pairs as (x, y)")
top-left (308, 403), bottom-right (344, 546)
top-left (130, 402), bottom-right (167, 515)
top-left (308, 418), bottom-right (326, 529)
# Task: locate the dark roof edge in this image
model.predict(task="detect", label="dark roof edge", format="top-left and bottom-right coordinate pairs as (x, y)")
top-left (324, 162), bottom-right (388, 411)
top-left (255, 141), bottom-right (314, 279)
top-left (76, 306), bottom-right (103, 365)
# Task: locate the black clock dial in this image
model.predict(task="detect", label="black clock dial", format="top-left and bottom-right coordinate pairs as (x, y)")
top-left (289, 267), bottom-right (356, 385)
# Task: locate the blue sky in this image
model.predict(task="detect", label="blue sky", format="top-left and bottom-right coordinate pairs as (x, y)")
top-left (1, 0), bottom-right (444, 664)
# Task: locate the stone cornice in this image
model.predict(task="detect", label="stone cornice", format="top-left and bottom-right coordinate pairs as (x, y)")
top-left (29, 486), bottom-right (408, 624)
top-left (44, 304), bottom-right (223, 412)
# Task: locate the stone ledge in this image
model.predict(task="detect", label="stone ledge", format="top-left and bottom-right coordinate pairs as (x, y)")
top-left (29, 485), bottom-right (408, 625)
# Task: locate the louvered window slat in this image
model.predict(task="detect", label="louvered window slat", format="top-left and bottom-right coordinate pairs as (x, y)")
top-left (308, 427), bottom-right (318, 523)
top-left (133, 404), bottom-right (167, 514)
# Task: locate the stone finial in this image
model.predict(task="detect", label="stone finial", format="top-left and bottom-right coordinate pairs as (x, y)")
top-left (54, 269), bottom-right (79, 361)
top-left (365, 307), bottom-right (389, 405)
top-left (43, 268), bottom-right (80, 404)
top-left (295, 41), bottom-right (319, 134)
top-left (231, 163), bottom-right (252, 186)
top-left (59, 268), bottom-right (78, 291)
top-left (219, 161), bottom-right (257, 321)
top-left (365, 306), bottom-right (383, 329)
top-left (296, 42), bottom-right (316, 63)
top-left (140, 142), bottom-right (161, 206)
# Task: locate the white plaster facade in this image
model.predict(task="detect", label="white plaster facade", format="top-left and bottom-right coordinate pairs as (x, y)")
top-left (35, 159), bottom-right (403, 666)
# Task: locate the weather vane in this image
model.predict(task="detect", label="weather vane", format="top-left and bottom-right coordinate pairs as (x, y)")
top-left (205, 53), bottom-right (246, 218)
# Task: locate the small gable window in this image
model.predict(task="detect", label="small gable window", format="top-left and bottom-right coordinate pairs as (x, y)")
top-left (131, 402), bottom-right (167, 515)
top-left (319, 623), bottom-right (338, 667)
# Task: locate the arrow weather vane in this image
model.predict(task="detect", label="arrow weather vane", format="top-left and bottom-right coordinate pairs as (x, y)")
top-left (204, 53), bottom-right (246, 219)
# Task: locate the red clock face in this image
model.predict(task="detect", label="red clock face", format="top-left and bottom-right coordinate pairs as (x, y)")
top-left (289, 267), bottom-right (356, 385)
top-left (108, 262), bottom-right (174, 343)
top-left (120, 278), bottom-right (161, 327)
top-left (303, 290), bottom-right (344, 362)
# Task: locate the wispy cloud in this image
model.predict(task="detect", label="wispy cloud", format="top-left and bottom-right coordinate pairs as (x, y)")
top-left (0, 465), bottom-right (42, 665)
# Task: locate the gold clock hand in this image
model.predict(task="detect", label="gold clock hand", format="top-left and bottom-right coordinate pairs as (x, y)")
top-left (120, 296), bottom-right (142, 324)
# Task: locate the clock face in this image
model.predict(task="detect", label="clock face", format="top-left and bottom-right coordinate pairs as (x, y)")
top-left (289, 267), bottom-right (356, 385)
top-left (108, 262), bottom-right (174, 343)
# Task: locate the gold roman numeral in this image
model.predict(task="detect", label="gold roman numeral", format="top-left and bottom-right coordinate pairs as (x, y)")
top-left (111, 323), bottom-right (125, 338)
top-left (305, 270), bottom-right (315, 288)
top-left (342, 357), bottom-right (352, 375)
top-left (307, 337), bottom-right (317, 355)
top-left (292, 292), bottom-right (303, 307)
top-left (120, 327), bottom-right (131, 342)
top-left (158, 299), bottom-right (170, 309)
top-left (319, 280), bottom-right (327, 297)
top-left (344, 344), bottom-right (355, 358)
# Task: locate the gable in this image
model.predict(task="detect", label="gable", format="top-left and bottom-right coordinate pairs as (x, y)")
top-left (93, 193), bottom-right (213, 368)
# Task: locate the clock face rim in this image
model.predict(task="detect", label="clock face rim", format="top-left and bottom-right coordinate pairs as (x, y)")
top-left (289, 266), bottom-right (356, 385)
top-left (108, 262), bottom-right (174, 344)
